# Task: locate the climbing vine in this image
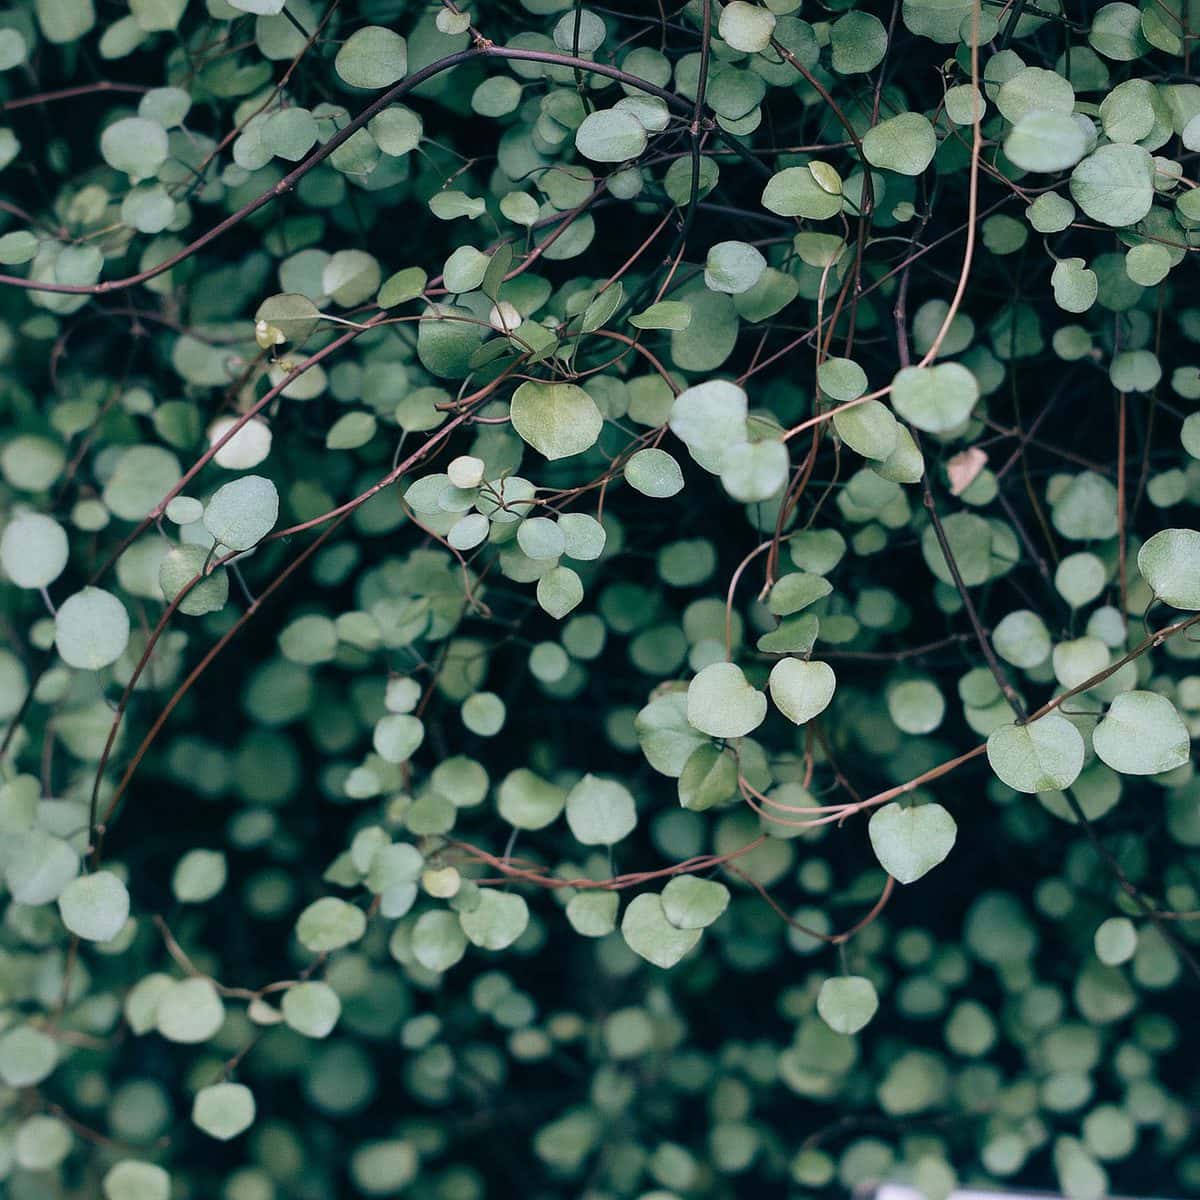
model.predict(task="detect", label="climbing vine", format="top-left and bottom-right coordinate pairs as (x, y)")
top-left (1, 1), bottom-right (1200, 1197)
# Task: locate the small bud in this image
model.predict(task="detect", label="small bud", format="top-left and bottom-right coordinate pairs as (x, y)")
top-left (255, 319), bottom-right (284, 350)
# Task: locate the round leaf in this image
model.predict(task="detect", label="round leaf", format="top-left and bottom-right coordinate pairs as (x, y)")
top-left (817, 976), bottom-right (878, 1034)
top-left (1, 512), bottom-right (69, 589)
top-left (620, 893), bottom-right (701, 968)
top-left (718, 2), bottom-right (776, 53)
top-left (862, 113), bottom-right (937, 176)
top-left (625, 448), bottom-right (683, 497)
top-left (510, 381), bottom-right (603, 461)
top-left (192, 1082), bottom-right (255, 1141)
top-left (57, 870), bottom-right (130, 942)
top-left (281, 981), bottom-right (341, 1038)
top-left (1137, 528), bottom-right (1200, 609)
top-left (1069, 144), bottom-right (1155, 227)
top-left (459, 889), bottom-right (529, 950)
top-left (768, 658), bottom-right (836, 726)
top-left (868, 802), bottom-right (957, 884)
top-left (891, 363), bottom-right (979, 433)
top-left (1092, 691), bottom-right (1190, 776)
top-left (565, 774), bottom-right (637, 845)
top-left (203, 475), bottom-right (279, 551)
top-left (687, 662), bottom-right (767, 739)
top-left (55, 587), bottom-right (130, 670)
top-left (986, 713), bottom-right (1085, 793)
top-left (575, 109), bottom-right (647, 163)
top-left (334, 26), bottom-right (407, 89)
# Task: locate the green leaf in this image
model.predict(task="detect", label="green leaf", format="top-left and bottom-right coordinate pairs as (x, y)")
top-left (661, 876), bottom-right (729, 930)
top-left (678, 743), bottom-right (737, 812)
top-left (565, 774), bottom-right (637, 845)
top-left (575, 109), bottom-right (647, 163)
top-left (1053, 1138), bottom-right (1108, 1200)
top-left (263, 107), bottom-right (317, 161)
top-left (203, 475), bottom-right (279, 551)
top-left (620, 893), bottom-right (701, 968)
top-left (15, 1114), bottom-right (72, 1170)
top-left (57, 871), bottom-right (129, 942)
top-left (818, 356), bottom-right (867, 402)
top-left (1, 512), bottom-right (69, 589)
top-left (993, 609), bottom-right (1052, 667)
top-left (498, 768), bottom-right (566, 830)
top-left (768, 658), bottom-right (836, 725)
top-left (537, 565), bottom-right (584, 619)
top-left (193, 1082), bottom-right (255, 1141)
top-left (412, 910), bottom-right (469, 972)
top-left (5, 830), bottom-right (79, 905)
top-left (995, 67), bottom-right (1075, 123)
top-left (625, 448), bottom-right (683, 498)
top-left (1094, 916), bottom-right (1137, 966)
top-left (510, 381), bottom-right (603, 461)
top-left (830, 11), bottom-right (888, 74)
top-left (442, 245), bottom-right (490, 295)
top-left (370, 105), bottom-right (422, 156)
top-left (281, 981), bottom-right (341, 1038)
top-left (580, 282), bottom-right (623, 333)
top-left (1092, 691), bottom-right (1190, 776)
top-left (295, 897), bottom-right (367, 953)
top-left (669, 380), bottom-right (748, 473)
top-left (817, 976), bottom-right (878, 1034)
top-left (887, 678), bottom-right (945, 733)
top-left (565, 891), bottom-right (619, 938)
top-left (55, 587), bottom-right (130, 670)
top-left (101, 116), bottom-right (168, 180)
top-left (757, 613), bottom-right (819, 654)
top-left (172, 850), bottom-right (227, 904)
top-left (1088, 2), bottom-right (1150, 60)
top-left (159, 545), bottom-right (229, 616)
top-left (718, 2), bottom-right (776, 53)
top-left (334, 26), bottom-right (407, 89)
top-left (1069, 144), bottom-right (1155, 227)
top-left (868, 802), bottom-right (957, 883)
top-left (558, 513), bottom-right (606, 560)
top-left (704, 241), bottom-right (766, 295)
top-left (1137, 528), bottom-right (1200, 609)
top-left (553, 9), bottom-right (605, 52)
top-left (687, 662), bottom-right (767, 739)
top-left (1109, 349), bottom-right (1161, 393)
top-left (326, 412), bottom-right (377, 450)
top-left (1004, 110), bottom-right (1089, 172)
top-left (459, 889), bottom-right (529, 950)
top-left (629, 301), bottom-right (691, 330)
top-left (720, 439), bottom-right (788, 502)
top-left (0, 1025), bottom-right (58, 1087)
top-left (431, 190), bottom-right (486, 221)
top-left (986, 713), bottom-right (1085, 793)
top-left (833, 400), bottom-right (899, 461)
top-left (103, 445), bottom-right (182, 520)
top-left (102, 1161), bottom-right (171, 1200)
top-left (862, 112), bottom-right (937, 176)
top-left (769, 571), bottom-right (832, 615)
top-left (761, 165), bottom-right (843, 220)
top-left (1051, 258), bottom-right (1098, 313)
top-left (155, 977), bottom-right (225, 1044)
top-left (378, 267), bottom-right (427, 308)
top-left (255, 292), bottom-right (320, 344)
top-left (890, 363), bottom-right (979, 433)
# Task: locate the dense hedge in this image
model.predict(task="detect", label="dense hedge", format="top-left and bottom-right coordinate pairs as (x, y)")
top-left (1, 1), bottom-right (1200, 1198)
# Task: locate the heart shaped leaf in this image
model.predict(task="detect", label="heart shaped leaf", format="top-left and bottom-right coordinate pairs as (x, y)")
top-left (868, 802), bottom-right (957, 884)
